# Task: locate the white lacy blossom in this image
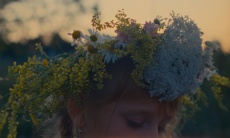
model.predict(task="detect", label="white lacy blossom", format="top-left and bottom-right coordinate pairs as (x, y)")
top-left (143, 13), bottom-right (204, 101)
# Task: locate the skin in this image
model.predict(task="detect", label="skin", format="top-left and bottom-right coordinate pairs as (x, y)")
top-left (68, 87), bottom-right (175, 138)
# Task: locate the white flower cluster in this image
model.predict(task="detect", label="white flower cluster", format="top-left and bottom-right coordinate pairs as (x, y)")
top-left (199, 41), bottom-right (219, 81)
top-left (143, 13), bottom-right (216, 101)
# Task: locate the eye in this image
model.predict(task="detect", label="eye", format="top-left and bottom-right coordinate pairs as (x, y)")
top-left (126, 118), bottom-right (144, 129)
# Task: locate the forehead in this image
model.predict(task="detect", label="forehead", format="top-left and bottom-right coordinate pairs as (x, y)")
top-left (117, 88), bottom-right (177, 117)
top-left (99, 70), bottom-right (178, 117)
top-left (119, 85), bottom-right (178, 116)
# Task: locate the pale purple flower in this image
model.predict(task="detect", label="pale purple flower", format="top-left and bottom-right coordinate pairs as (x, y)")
top-left (115, 30), bottom-right (131, 43)
top-left (143, 21), bottom-right (159, 37)
top-left (130, 21), bottom-right (137, 26)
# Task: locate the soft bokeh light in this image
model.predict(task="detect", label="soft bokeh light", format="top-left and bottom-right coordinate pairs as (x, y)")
top-left (0, 0), bottom-right (94, 44)
top-left (0, 0), bottom-right (229, 52)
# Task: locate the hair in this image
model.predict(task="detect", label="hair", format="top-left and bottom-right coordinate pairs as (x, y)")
top-left (41, 56), bottom-right (180, 138)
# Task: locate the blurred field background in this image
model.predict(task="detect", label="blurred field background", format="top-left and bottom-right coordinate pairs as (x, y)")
top-left (0, 0), bottom-right (230, 137)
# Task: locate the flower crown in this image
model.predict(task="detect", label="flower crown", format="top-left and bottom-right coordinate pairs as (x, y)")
top-left (67, 10), bottom-right (218, 102)
top-left (0, 10), bottom-right (222, 137)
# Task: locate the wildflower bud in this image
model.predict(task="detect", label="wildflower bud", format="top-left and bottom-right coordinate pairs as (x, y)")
top-left (87, 44), bottom-right (98, 54)
top-left (72, 30), bottom-right (81, 39)
top-left (108, 44), bottom-right (115, 51)
top-left (154, 19), bottom-right (160, 25)
top-left (42, 59), bottom-right (49, 66)
top-left (90, 35), bottom-right (98, 42)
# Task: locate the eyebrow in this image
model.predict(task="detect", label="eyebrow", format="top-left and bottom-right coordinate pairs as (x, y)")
top-left (118, 104), bottom-right (157, 118)
top-left (122, 109), bottom-right (155, 117)
top-left (118, 102), bottom-right (174, 120)
top-left (122, 109), bottom-right (173, 119)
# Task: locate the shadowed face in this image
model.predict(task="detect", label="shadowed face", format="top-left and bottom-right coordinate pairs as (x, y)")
top-left (67, 57), bottom-right (178, 138)
top-left (81, 87), bottom-right (176, 138)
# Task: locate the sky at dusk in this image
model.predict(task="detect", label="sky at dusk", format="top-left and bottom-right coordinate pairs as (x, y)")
top-left (0, 0), bottom-right (229, 52)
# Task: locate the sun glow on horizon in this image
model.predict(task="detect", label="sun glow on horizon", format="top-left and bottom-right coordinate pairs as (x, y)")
top-left (0, 0), bottom-right (229, 52)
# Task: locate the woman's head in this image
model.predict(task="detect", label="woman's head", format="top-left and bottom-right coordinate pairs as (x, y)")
top-left (0, 11), bottom-right (220, 138)
top-left (67, 56), bottom-right (179, 138)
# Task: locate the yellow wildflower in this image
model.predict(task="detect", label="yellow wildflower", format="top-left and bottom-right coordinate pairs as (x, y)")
top-left (42, 59), bottom-right (49, 66)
